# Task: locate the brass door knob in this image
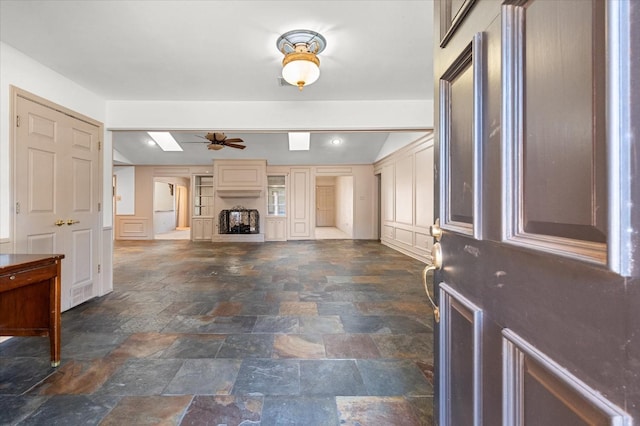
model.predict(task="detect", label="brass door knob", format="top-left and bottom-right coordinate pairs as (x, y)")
top-left (66, 219), bottom-right (80, 226)
top-left (55, 220), bottom-right (65, 227)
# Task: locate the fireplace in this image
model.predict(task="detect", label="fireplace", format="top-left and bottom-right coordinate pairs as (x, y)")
top-left (219, 207), bottom-right (259, 234)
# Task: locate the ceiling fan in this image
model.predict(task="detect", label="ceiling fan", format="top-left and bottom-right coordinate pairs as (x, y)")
top-left (191, 132), bottom-right (247, 150)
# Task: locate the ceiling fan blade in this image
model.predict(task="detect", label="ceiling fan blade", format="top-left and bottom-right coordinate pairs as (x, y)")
top-left (196, 135), bottom-right (210, 141)
top-left (207, 143), bottom-right (224, 150)
top-left (225, 138), bottom-right (244, 143)
top-left (224, 142), bottom-right (247, 149)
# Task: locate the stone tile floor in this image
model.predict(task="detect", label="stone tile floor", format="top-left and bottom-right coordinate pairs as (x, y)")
top-left (1, 240), bottom-right (434, 425)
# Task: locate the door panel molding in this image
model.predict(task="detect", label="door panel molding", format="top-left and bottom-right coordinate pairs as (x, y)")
top-left (606, 0), bottom-right (635, 277)
top-left (502, 329), bottom-right (632, 425)
top-left (439, 32), bottom-right (484, 239)
top-left (439, 283), bottom-right (483, 426)
top-left (501, 1), bottom-right (608, 266)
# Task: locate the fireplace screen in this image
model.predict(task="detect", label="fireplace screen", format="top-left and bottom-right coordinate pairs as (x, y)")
top-left (219, 208), bottom-right (259, 234)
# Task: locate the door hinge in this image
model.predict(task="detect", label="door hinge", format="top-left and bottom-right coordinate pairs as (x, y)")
top-left (98, 141), bottom-right (101, 151)
top-left (98, 264), bottom-right (101, 273)
top-left (98, 202), bottom-right (101, 212)
top-left (16, 115), bottom-right (20, 127)
top-left (15, 202), bottom-right (20, 214)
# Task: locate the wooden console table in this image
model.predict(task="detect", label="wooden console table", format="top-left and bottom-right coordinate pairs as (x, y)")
top-left (0, 254), bottom-right (64, 367)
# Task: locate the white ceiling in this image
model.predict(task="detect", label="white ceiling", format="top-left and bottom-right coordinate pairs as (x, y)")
top-left (0, 0), bottom-right (434, 165)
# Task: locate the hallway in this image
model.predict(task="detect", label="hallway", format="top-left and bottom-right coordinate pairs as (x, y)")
top-left (0, 240), bottom-right (434, 425)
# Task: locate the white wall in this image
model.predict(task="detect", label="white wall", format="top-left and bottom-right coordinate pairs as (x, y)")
top-left (0, 42), bottom-right (108, 243)
top-left (114, 166), bottom-right (135, 215)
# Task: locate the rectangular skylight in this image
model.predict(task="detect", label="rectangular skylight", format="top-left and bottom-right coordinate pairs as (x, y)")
top-left (147, 131), bottom-right (183, 151)
top-left (288, 132), bottom-right (310, 151)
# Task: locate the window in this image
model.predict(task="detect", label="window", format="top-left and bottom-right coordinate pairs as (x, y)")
top-left (267, 176), bottom-right (286, 216)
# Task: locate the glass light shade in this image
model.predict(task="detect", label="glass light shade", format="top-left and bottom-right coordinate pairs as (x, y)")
top-left (282, 53), bottom-right (320, 89)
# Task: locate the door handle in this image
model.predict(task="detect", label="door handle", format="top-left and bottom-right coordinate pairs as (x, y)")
top-left (430, 218), bottom-right (442, 242)
top-left (55, 220), bottom-right (65, 227)
top-left (423, 232), bottom-right (443, 322)
top-left (66, 219), bottom-right (80, 226)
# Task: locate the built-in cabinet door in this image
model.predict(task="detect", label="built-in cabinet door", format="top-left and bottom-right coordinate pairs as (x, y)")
top-left (15, 93), bottom-right (102, 311)
top-left (265, 217), bottom-right (287, 241)
top-left (191, 218), bottom-right (212, 241)
top-left (433, 0), bottom-right (637, 424)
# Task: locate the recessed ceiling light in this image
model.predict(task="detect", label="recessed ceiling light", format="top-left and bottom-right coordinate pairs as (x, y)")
top-left (331, 138), bottom-right (341, 145)
top-left (147, 132), bottom-right (183, 151)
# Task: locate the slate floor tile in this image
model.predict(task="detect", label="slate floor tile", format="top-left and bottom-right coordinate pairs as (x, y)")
top-left (164, 359), bottom-right (241, 395)
top-left (299, 316), bottom-right (345, 334)
top-left (300, 360), bottom-right (367, 396)
top-left (273, 334), bottom-right (326, 359)
top-left (160, 334), bottom-right (226, 359)
top-left (324, 334), bottom-right (382, 359)
top-left (0, 358), bottom-right (55, 395)
top-left (252, 316), bottom-right (300, 334)
top-left (357, 359), bottom-right (433, 396)
top-left (232, 359), bottom-right (300, 396)
top-left (336, 396), bottom-right (422, 426)
top-left (0, 395), bottom-right (48, 425)
top-left (261, 396), bottom-right (339, 426)
top-left (100, 395), bottom-right (192, 425)
top-left (217, 334), bottom-right (274, 359)
top-left (97, 359), bottom-right (184, 396)
top-left (180, 395), bottom-right (263, 425)
top-left (19, 394), bottom-right (119, 426)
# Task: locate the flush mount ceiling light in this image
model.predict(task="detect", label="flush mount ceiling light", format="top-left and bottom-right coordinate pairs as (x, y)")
top-left (277, 29), bottom-right (326, 91)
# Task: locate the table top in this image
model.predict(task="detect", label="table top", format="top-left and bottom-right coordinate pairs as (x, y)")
top-left (0, 254), bottom-right (65, 273)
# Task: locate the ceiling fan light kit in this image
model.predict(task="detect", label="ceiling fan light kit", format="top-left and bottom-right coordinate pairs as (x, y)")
top-left (277, 29), bottom-right (326, 91)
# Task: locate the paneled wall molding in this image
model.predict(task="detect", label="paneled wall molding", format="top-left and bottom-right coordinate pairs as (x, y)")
top-left (375, 133), bottom-right (435, 263)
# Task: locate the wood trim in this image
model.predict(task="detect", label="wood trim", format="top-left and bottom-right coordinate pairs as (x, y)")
top-left (502, 329), bottom-right (632, 426)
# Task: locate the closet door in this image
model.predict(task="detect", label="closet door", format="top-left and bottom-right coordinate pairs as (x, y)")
top-left (15, 93), bottom-right (102, 310)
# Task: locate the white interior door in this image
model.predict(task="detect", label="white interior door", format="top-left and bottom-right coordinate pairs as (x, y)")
top-left (15, 95), bottom-right (101, 311)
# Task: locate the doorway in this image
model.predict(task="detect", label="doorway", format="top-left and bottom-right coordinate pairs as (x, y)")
top-left (153, 177), bottom-right (190, 240)
top-left (315, 176), bottom-right (354, 239)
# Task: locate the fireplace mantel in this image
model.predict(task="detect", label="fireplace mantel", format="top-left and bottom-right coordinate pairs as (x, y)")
top-left (216, 189), bottom-right (262, 198)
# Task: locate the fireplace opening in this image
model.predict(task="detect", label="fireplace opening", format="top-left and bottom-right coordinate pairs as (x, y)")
top-left (219, 207), bottom-right (259, 234)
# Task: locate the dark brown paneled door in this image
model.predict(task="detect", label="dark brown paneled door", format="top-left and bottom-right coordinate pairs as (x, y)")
top-left (432, 1), bottom-right (639, 425)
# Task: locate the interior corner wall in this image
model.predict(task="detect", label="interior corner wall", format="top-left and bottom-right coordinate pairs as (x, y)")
top-left (375, 133), bottom-right (435, 263)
